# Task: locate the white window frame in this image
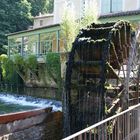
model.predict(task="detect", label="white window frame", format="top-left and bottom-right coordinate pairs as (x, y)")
top-left (137, 0), bottom-right (140, 9)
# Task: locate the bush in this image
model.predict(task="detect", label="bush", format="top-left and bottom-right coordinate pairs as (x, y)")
top-left (0, 54), bottom-right (15, 80)
top-left (46, 53), bottom-right (61, 90)
top-left (25, 55), bottom-right (38, 71)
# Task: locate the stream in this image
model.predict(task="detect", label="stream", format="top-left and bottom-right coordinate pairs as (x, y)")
top-left (0, 92), bottom-right (62, 114)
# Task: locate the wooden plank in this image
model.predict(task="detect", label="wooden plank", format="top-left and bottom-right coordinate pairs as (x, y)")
top-left (0, 107), bottom-right (52, 124)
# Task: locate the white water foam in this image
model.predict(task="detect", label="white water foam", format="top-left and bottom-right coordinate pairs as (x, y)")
top-left (0, 93), bottom-right (62, 111)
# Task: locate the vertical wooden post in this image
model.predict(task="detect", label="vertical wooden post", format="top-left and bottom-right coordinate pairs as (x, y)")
top-left (8, 38), bottom-right (10, 57)
top-left (21, 36), bottom-right (24, 56)
top-left (56, 30), bottom-right (60, 52)
top-left (101, 41), bottom-right (109, 119)
top-left (138, 107), bottom-right (140, 140)
top-left (38, 34), bottom-right (40, 56)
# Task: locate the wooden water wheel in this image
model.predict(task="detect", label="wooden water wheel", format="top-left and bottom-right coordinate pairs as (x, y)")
top-left (63, 21), bottom-right (140, 136)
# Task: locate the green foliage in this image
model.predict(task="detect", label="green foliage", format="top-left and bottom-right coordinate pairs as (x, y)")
top-left (25, 55), bottom-right (37, 71)
top-left (80, 0), bottom-right (99, 28)
top-left (0, 54), bottom-right (8, 62)
top-left (61, 1), bottom-right (99, 51)
top-left (61, 10), bottom-right (79, 51)
top-left (0, 45), bottom-right (7, 55)
top-left (12, 54), bottom-right (38, 76)
top-left (45, 0), bottom-right (54, 13)
top-left (13, 55), bottom-right (26, 73)
top-left (0, 55), bottom-right (15, 80)
top-left (0, 0), bottom-right (54, 55)
top-left (15, 0), bottom-right (32, 31)
top-left (0, 54), bottom-right (38, 81)
top-left (46, 53), bottom-right (61, 90)
top-left (0, 0), bottom-right (32, 52)
top-left (28, 0), bottom-right (54, 16)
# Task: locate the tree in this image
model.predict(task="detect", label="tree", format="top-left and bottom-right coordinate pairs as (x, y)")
top-left (80, 0), bottom-right (99, 28)
top-left (28, 0), bottom-right (54, 16)
top-left (61, 0), bottom-right (99, 51)
top-left (7, 0), bottom-right (32, 32)
top-left (0, 0), bottom-right (32, 53)
top-left (46, 0), bottom-right (54, 13)
top-left (61, 9), bottom-right (79, 51)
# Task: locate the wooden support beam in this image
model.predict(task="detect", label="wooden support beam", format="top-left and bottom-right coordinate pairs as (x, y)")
top-left (74, 61), bottom-right (102, 66)
top-left (106, 62), bottom-right (122, 81)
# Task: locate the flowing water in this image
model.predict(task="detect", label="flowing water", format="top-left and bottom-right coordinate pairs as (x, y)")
top-left (0, 92), bottom-right (62, 114)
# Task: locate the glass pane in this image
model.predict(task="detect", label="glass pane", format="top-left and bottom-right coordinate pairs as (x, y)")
top-left (23, 35), bottom-right (38, 56)
top-left (59, 32), bottom-right (65, 52)
top-left (40, 32), bottom-right (57, 55)
top-left (9, 38), bottom-right (22, 56)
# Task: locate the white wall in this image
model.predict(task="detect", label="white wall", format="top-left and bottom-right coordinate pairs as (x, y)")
top-left (71, 0), bottom-right (81, 19)
top-left (34, 0), bottom-right (140, 27)
top-left (33, 16), bottom-right (54, 28)
top-left (53, 0), bottom-right (100, 24)
top-left (123, 0), bottom-right (139, 11)
top-left (53, 0), bottom-right (81, 24)
top-left (53, 0), bottom-right (66, 24)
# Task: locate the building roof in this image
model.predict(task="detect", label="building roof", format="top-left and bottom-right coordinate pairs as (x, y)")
top-left (7, 23), bottom-right (60, 36)
top-left (100, 10), bottom-right (140, 19)
top-left (33, 13), bottom-right (54, 19)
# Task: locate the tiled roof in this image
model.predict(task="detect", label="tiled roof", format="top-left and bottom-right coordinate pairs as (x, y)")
top-left (100, 10), bottom-right (140, 19)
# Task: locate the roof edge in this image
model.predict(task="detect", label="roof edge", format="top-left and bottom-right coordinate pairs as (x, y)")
top-left (34, 14), bottom-right (54, 19)
top-left (7, 24), bottom-right (60, 36)
top-left (99, 10), bottom-right (140, 19)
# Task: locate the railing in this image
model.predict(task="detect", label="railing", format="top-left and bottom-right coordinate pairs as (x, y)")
top-left (63, 104), bottom-right (140, 140)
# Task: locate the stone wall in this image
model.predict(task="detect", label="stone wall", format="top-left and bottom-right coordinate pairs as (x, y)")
top-left (0, 108), bottom-right (63, 140)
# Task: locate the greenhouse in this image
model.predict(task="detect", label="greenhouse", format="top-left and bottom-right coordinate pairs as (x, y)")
top-left (7, 24), bottom-right (65, 57)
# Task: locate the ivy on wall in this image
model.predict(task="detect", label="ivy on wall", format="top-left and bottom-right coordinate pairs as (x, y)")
top-left (0, 53), bottom-right (62, 91)
top-left (46, 52), bottom-right (61, 91)
top-left (0, 54), bottom-right (38, 82)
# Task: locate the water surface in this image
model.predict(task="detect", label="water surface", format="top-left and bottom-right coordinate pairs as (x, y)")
top-left (0, 92), bottom-right (62, 114)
